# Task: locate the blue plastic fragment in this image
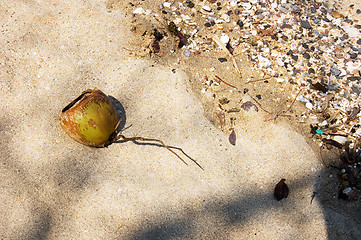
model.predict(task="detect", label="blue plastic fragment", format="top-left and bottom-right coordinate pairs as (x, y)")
top-left (316, 129), bottom-right (324, 135)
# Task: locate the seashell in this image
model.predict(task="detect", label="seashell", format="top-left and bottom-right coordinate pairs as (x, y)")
top-left (59, 88), bottom-right (119, 147)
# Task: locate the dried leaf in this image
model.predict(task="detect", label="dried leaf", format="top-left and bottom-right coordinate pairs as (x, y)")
top-left (229, 130), bottom-right (236, 146)
top-left (274, 179), bottom-right (289, 201)
top-left (264, 112), bottom-right (278, 121)
top-left (215, 110), bottom-right (225, 127)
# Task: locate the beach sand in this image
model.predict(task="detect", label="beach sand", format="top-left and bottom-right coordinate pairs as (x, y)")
top-left (1, 0), bottom-right (360, 239)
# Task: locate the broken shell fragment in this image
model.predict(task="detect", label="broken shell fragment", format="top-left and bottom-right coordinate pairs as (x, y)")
top-left (59, 88), bottom-right (119, 147)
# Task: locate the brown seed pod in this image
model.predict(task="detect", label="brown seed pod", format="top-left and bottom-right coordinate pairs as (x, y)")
top-left (274, 178), bottom-right (289, 201)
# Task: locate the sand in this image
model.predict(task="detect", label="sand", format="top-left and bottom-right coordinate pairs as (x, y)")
top-left (1, 0), bottom-right (360, 239)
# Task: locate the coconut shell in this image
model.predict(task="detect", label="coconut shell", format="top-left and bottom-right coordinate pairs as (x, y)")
top-left (59, 88), bottom-right (119, 147)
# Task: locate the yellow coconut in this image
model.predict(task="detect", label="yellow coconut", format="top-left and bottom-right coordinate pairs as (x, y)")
top-left (59, 88), bottom-right (119, 147)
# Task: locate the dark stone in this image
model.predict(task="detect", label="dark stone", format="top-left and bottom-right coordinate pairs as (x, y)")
top-left (300, 20), bottom-right (312, 29)
top-left (187, 2), bottom-right (195, 8)
top-left (347, 76), bottom-right (361, 81)
top-left (341, 34), bottom-right (349, 40)
top-left (218, 58), bottom-right (228, 63)
top-left (236, 20), bottom-right (244, 28)
top-left (303, 52), bottom-right (311, 59)
top-left (291, 54), bottom-right (298, 61)
top-left (357, 39), bottom-right (361, 45)
top-left (153, 29), bottom-right (164, 41)
top-left (256, 94), bottom-right (262, 100)
top-left (350, 53), bottom-right (358, 59)
top-left (204, 22), bottom-right (211, 27)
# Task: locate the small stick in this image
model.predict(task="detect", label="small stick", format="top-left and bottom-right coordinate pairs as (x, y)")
top-left (112, 120), bottom-right (199, 168)
top-left (215, 75), bottom-right (238, 90)
top-left (212, 35), bottom-right (242, 78)
top-left (246, 93), bottom-right (271, 114)
top-left (245, 76), bottom-right (273, 84)
top-left (116, 134), bottom-right (188, 166)
top-left (283, 88), bottom-right (303, 114)
top-left (247, 88), bottom-right (303, 120)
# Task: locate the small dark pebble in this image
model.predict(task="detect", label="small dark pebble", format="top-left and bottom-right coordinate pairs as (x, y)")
top-left (274, 179), bottom-right (289, 201)
top-left (300, 20), bottom-right (312, 29)
top-left (303, 52), bottom-right (311, 59)
top-left (236, 20), bottom-right (244, 28)
top-left (350, 53), bottom-right (358, 59)
top-left (308, 68), bottom-right (315, 74)
top-left (341, 34), bottom-right (349, 40)
top-left (217, 6), bottom-right (222, 11)
top-left (323, 18), bottom-right (331, 23)
top-left (291, 55), bottom-right (298, 61)
top-left (256, 94), bottom-right (262, 100)
top-left (204, 22), bottom-right (211, 27)
top-left (187, 1), bottom-right (194, 8)
top-left (161, 10), bottom-right (167, 14)
top-left (235, 9), bottom-right (240, 15)
top-left (348, 76), bottom-right (361, 81)
top-left (218, 57), bottom-right (228, 63)
top-left (243, 88), bottom-right (249, 94)
top-left (310, 6), bottom-right (317, 13)
top-left (357, 9), bottom-right (361, 14)
top-left (357, 39), bottom-right (361, 45)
